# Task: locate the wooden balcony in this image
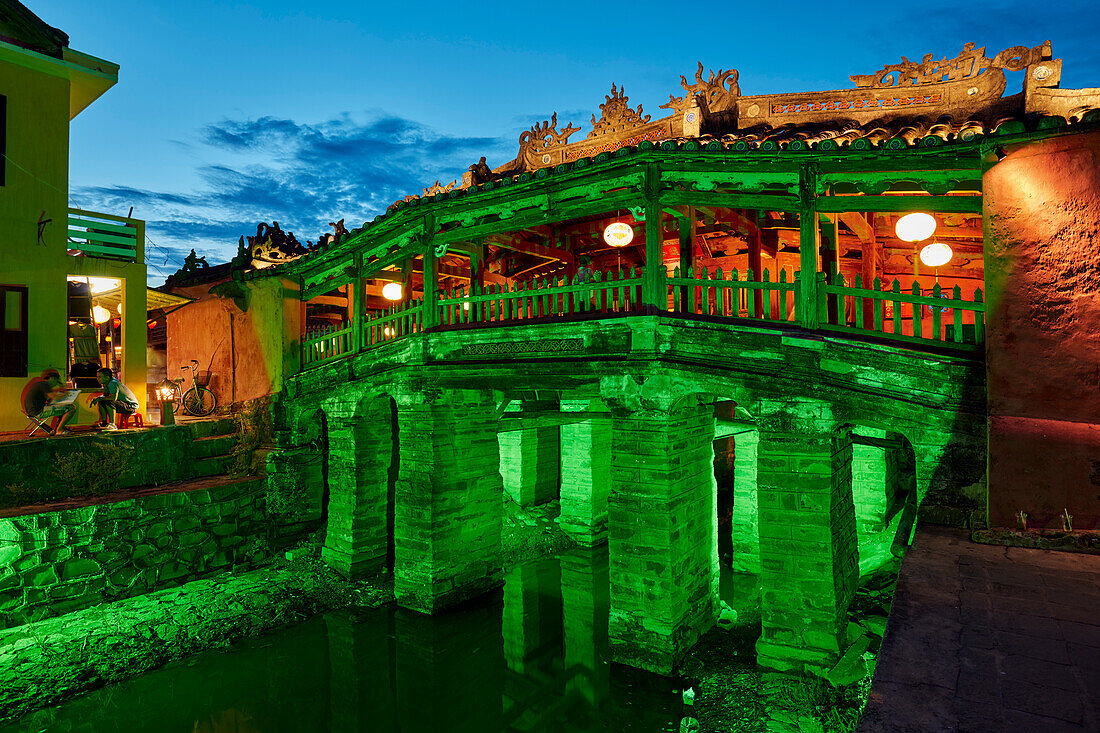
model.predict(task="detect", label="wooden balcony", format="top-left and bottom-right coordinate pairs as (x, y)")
top-left (67, 208), bottom-right (144, 264)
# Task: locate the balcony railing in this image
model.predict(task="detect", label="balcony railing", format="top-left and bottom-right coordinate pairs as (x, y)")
top-left (67, 208), bottom-right (144, 263)
top-left (298, 266), bottom-right (986, 372)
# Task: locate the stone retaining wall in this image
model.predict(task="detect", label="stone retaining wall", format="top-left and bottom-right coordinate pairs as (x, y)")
top-left (0, 478), bottom-right (269, 629)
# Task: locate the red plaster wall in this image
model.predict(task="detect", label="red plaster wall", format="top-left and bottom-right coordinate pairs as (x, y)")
top-left (984, 130), bottom-right (1100, 528)
top-left (166, 277), bottom-right (300, 406)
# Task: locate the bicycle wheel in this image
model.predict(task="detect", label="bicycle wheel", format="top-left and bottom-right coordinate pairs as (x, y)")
top-left (182, 386), bottom-right (217, 417)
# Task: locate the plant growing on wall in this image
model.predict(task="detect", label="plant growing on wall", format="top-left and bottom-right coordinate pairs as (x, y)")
top-left (53, 443), bottom-right (134, 496)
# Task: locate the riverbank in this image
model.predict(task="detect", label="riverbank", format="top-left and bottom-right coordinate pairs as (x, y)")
top-left (0, 497), bottom-right (577, 724)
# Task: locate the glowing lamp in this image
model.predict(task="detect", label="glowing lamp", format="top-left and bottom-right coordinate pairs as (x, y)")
top-left (383, 326), bottom-right (396, 337)
top-left (895, 213), bottom-right (936, 242)
top-left (919, 242), bottom-right (953, 267)
top-left (155, 378), bottom-right (177, 426)
top-left (603, 222), bottom-right (634, 247)
top-left (116, 303), bottom-right (123, 315)
top-left (92, 305), bottom-right (111, 324)
top-left (382, 282), bottom-right (403, 301)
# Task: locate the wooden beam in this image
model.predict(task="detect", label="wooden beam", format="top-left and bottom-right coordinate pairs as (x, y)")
top-left (816, 195), bottom-right (982, 214)
top-left (485, 233), bottom-right (576, 267)
top-left (839, 212), bottom-right (874, 242)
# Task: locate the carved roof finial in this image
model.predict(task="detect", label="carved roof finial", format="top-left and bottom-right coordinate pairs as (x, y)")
top-left (662, 62), bottom-right (740, 114)
top-left (588, 84), bottom-right (650, 139)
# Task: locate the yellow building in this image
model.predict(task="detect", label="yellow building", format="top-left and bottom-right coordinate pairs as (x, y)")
top-left (0, 0), bottom-right (146, 431)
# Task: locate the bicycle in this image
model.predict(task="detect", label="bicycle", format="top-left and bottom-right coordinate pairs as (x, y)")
top-left (166, 359), bottom-right (218, 417)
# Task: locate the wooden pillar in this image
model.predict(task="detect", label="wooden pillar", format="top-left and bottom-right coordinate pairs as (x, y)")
top-left (643, 164), bottom-right (664, 310)
top-left (748, 212), bottom-right (764, 315)
top-left (797, 165), bottom-right (820, 329)
top-left (422, 222), bottom-right (439, 330)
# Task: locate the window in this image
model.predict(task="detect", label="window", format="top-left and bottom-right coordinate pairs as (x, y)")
top-left (0, 285), bottom-right (28, 377)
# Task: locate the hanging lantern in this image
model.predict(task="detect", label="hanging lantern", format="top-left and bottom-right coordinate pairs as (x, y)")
top-left (603, 222), bottom-right (634, 247)
top-left (919, 241), bottom-right (953, 267)
top-left (382, 282), bottom-right (403, 301)
top-left (92, 305), bottom-right (111, 324)
top-left (895, 213), bottom-right (936, 242)
top-left (383, 326), bottom-right (396, 337)
top-left (116, 303), bottom-right (123, 315)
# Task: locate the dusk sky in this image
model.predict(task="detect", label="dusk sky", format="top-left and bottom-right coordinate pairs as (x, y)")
top-left (39, 0), bottom-right (1100, 284)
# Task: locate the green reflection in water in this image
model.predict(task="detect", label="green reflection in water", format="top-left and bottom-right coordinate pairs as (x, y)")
top-left (5, 547), bottom-right (682, 732)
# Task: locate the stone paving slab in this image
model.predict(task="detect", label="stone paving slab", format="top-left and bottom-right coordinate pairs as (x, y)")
top-left (859, 526), bottom-right (1100, 733)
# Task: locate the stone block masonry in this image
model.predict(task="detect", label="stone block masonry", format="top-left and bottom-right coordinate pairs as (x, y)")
top-left (322, 395), bottom-right (397, 579)
top-left (729, 429), bottom-right (760, 573)
top-left (558, 414), bottom-right (612, 546)
top-left (0, 477), bottom-right (269, 629)
top-left (394, 389), bottom-right (504, 613)
top-left (755, 400), bottom-right (859, 676)
top-left (607, 397), bottom-right (719, 674)
top-left (499, 423), bottom-right (560, 507)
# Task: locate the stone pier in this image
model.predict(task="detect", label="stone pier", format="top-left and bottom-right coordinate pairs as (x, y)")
top-left (607, 396), bottom-right (719, 674)
top-left (558, 408), bottom-right (612, 546)
top-left (755, 399), bottom-right (859, 675)
top-left (322, 394), bottom-right (396, 579)
top-left (394, 389), bottom-right (504, 613)
top-left (728, 428), bottom-right (761, 573)
top-left (498, 416), bottom-right (560, 507)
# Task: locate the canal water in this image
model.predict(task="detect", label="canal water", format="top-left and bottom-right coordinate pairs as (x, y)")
top-left (5, 547), bottom-right (690, 732)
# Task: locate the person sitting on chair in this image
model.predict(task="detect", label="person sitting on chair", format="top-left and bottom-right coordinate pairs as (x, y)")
top-left (22, 369), bottom-right (77, 435)
top-left (90, 368), bottom-right (139, 431)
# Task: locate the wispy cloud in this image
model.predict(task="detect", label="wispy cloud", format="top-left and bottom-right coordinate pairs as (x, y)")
top-left (73, 112), bottom-right (512, 284)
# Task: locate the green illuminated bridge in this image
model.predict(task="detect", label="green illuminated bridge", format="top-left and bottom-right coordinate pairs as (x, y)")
top-left (264, 145), bottom-right (990, 677)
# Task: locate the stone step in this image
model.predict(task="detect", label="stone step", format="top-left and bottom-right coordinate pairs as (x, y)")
top-left (188, 418), bottom-right (237, 440)
top-left (193, 434), bottom-right (237, 460)
top-left (192, 454), bottom-right (234, 477)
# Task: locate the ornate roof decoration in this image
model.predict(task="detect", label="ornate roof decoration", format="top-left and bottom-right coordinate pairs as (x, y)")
top-left (661, 62), bottom-right (740, 115)
top-left (249, 221), bottom-right (309, 269)
top-left (517, 113), bottom-right (582, 168)
top-left (361, 40), bottom-right (1099, 211)
top-left (849, 42), bottom-right (1050, 89)
top-left (588, 84), bottom-right (651, 139)
top-left (423, 179), bottom-right (457, 196)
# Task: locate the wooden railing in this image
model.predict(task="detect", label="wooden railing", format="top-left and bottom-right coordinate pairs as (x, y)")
top-left (438, 268), bottom-right (644, 326)
top-left (822, 274), bottom-right (985, 347)
top-left (666, 267), bottom-right (799, 322)
top-left (361, 300), bottom-right (423, 348)
top-left (298, 266), bottom-right (986, 371)
top-left (301, 321), bottom-right (355, 367)
top-left (67, 208), bottom-right (143, 263)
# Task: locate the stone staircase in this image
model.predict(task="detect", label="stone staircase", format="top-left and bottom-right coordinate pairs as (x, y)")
top-left (188, 418), bottom-right (240, 478)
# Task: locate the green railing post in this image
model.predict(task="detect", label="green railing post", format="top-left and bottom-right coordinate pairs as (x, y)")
top-left (797, 164), bottom-right (820, 329)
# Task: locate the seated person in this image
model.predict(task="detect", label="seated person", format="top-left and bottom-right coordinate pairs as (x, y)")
top-left (90, 368), bottom-right (140, 430)
top-left (22, 368), bottom-right (77, 435)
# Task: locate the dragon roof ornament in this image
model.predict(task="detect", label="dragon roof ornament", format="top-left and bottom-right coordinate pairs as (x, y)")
top-left (661, 62), bottom-right (740, 116)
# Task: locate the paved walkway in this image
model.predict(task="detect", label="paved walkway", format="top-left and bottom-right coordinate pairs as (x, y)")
top-left (859, 526), bottom-right (1100, 732)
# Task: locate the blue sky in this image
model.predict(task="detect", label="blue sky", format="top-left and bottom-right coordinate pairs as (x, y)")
top-left (38, 0), bottom-right (1100, 284)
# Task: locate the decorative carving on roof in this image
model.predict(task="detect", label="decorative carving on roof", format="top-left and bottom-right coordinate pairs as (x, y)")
top-left (468, 156), bottom-right (495, 185)
top-left (520, 113), bottom-right (582, 154)
top-left (850, 41), bottom-right (1052, 88)
top-left (249, 221), bottom-right (308, 268)
top-left (588, 84), bottom-right (651, 139)
top-left (423, 179), bottom-right (457, 196)
top-left (661, 63), bottom-right (740, 115)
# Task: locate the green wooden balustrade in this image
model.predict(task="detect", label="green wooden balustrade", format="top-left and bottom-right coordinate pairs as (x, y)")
top-left (299, 266), bottom-right (984, 371)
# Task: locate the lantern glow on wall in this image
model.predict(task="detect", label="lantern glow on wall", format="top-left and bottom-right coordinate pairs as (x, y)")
top-left (603, 222), bottom-right (634, 247)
